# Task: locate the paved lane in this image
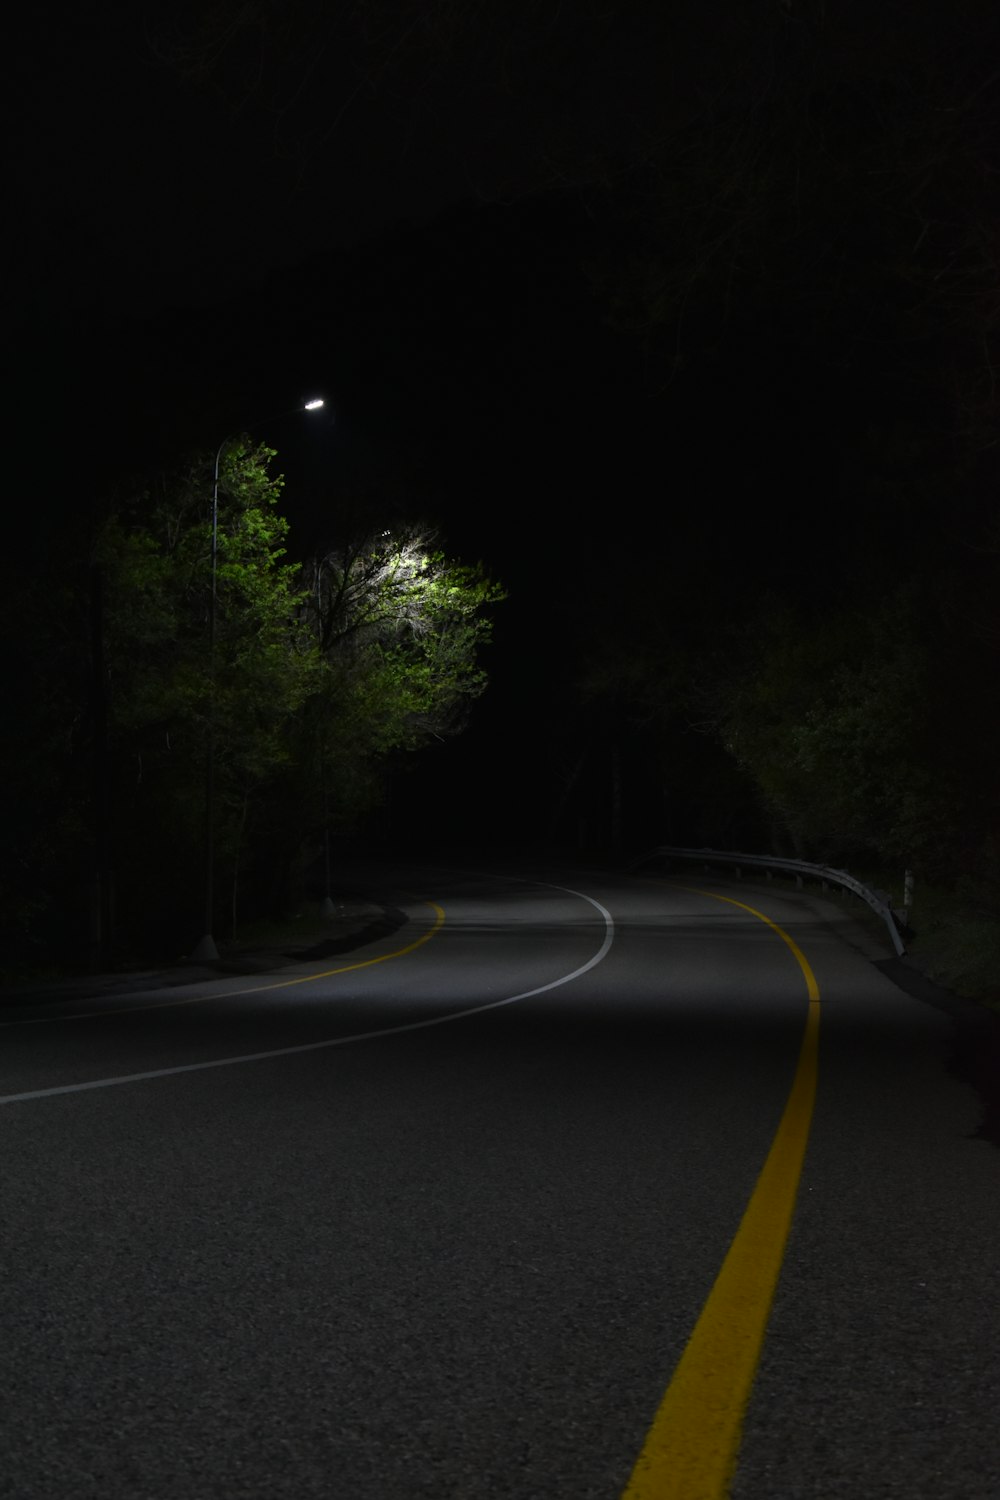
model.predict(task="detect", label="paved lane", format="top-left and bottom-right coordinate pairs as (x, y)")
top-left (1, 867), bottom-right (997, 1498)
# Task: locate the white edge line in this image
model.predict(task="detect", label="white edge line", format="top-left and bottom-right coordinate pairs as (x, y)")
top-left (0, 887), bottom-right (614, 1106)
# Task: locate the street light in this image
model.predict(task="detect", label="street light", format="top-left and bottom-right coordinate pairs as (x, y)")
top-left (191, 397), bottom-right (325, 961)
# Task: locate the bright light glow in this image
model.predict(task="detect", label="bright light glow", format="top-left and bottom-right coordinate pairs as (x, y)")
top-left (304, 398), bottom-right (325, 410)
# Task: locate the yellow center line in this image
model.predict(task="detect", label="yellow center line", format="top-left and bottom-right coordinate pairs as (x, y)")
top-left (0, 903), bottom-right (446, 1026)
top-left (621, 885), bottom-right (820, 1500)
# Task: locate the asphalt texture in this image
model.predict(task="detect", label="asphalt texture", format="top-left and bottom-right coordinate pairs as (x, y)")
top-left (1, 863), bottom-right (998, 1499)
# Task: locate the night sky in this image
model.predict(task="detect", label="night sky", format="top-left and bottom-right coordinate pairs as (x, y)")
top-left (8, 0), bottom-right (998, 856)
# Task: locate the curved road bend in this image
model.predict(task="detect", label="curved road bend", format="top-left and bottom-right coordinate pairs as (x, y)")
top-left (1, 866), bottom-right (997, 1499)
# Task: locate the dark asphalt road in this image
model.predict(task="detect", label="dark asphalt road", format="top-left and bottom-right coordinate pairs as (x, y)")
top-left (1, 865), bottom-right (998, 1499)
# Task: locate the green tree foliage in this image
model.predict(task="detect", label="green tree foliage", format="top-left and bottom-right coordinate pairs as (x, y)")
top-left (91, 441), bottom-right (322, 947)
top-left (312, 526), bottom-right (502, 742)
top-left (560, 513), bottom-right (999, 886)
top-left (258, 527), bottom-right (504, 899)
top-left (562, 3), bottom-right (1000, 882)
top-left (2, 445), bottom-right (502, 969)
top-left (96, 441), bottom-right (317, 774)
top-left (717, 591), bottom-right (934, 865)
top-left (647, 564), bottom-right (999, 886)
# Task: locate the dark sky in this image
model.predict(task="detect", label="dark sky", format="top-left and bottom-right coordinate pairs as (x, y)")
top-left (8, 1), bottom-right (736, 604)
top-left (9, 0), bottom-right (997, 846)
top-left (10, 1), bottom-right (733, 321)
top-left (10, 2), bottom-right (907, 556)
top-left (11, 4), bottom-right (682, 537)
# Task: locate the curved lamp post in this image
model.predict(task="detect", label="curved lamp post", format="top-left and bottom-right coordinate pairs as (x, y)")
top-left (192, 397), bottom-right (325, 961)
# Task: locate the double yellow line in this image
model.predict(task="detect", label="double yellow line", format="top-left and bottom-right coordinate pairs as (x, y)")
top-left (622, 887), bottom-right (821, 1500)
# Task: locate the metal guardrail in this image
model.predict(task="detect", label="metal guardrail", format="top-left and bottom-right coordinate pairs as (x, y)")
top-left (635, 845), bottom-right (908, 956)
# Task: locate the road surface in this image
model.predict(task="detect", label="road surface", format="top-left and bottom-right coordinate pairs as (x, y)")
top-left (2, 863), bottom-right (998, 1498)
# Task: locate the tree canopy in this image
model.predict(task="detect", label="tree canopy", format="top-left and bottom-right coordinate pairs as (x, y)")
top-left (1, 442), bottom-right (503, 971)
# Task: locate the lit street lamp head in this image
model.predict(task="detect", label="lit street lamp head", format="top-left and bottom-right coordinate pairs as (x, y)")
top-left (304, 398), bottom-right (324, 410)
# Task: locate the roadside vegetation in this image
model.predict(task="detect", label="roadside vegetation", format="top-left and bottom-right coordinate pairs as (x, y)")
top-left (1, 441), bottom-right (503, 974)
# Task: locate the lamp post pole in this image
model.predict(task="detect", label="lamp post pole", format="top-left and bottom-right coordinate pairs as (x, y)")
top-left (191, 399), bottom-right (325, 962)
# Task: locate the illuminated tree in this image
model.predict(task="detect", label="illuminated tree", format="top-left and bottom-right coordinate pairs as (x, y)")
top-left (250, 526), bottom-right (504, 903)
top-left (89, 474), bottom-right (503, 944)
